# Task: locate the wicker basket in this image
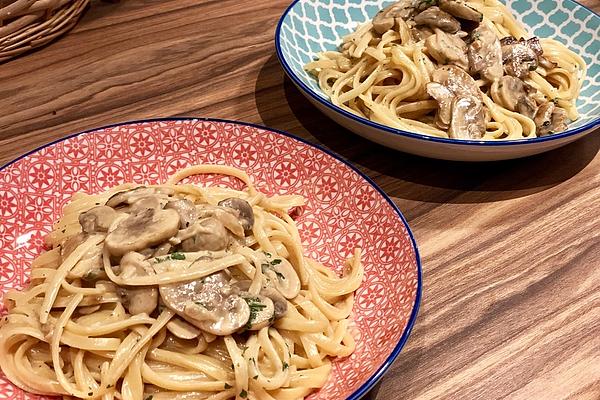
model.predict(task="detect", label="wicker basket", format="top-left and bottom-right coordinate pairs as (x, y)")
top-left (0, 0), bottom-right (90, 62)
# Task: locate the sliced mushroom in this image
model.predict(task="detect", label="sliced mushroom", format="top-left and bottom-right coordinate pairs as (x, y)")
top-left (105, 187), bottom-right (162, 208)
top-left (425, 29), bottom-right (468, 70)
top-left (167, 317), bottom-right (201, 340)
top-left (159, 271), bottom-right (249, 336)
top-left (414, 6), bottom-right (460, 33)
top-left (184, 296), bottom-right (250, 336)
top-left (534, 102), bottom-right (555, 133)
top-left (241, 295), bottom-right (275, 331)
top-left (217, 198), bottom-right (255, 231)
top-left (428, 65), bottom-right (485, 136)
top-left (548, 106), bottom-right (568, 135)
top-left (439, 0), bottom-right (483, 22)
top-left (372, 0), bottom-right (427, 34)
top-left (233, 280), bottom-right (288, 320)
top-left (431, 65), bottom-right (481, 98)
top-left (517, 96), bottom-right (538, 119)
top-left (118, 286), bottom-right (158, 315)
top-left (260, 286), bottom-right (288, 319)
top-left (79, 206), bottom-right (118, 234)
top-left (120, 251), bottom-right (154, 278)
top-left (496, 75), bottom-right (536, 114)
top-left (196, 206), bottom-right (244, 237)
top-left (261, 258), bottom-right (301, 299)
top-left (426, 82), bottom-right (454, 129)
top-left (468, 25), bottom-right (502, 82)
top-left (180, 217), bottom-right (230, 252)
top-left (127, 196), bottom-right (167, 213)
top-left (411, 26), bottom-right (435, 41)
top-left (166, 199), bottom-right (198, 229)
top-left (534, 102), bottom-right (567, 136)
top-left (448, 95), bottom-right (486, 139)
top-left (501, 37), bottom-right (538, 79)
top-left (105, 208), bottom-right (180, 257)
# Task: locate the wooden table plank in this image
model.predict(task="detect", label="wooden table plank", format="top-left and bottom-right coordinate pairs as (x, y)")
top-left (0, 1), bottom-right (599, 399)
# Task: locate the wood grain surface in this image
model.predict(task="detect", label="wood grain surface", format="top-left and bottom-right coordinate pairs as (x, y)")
top-left (1, 1), bottom-right (599, 399)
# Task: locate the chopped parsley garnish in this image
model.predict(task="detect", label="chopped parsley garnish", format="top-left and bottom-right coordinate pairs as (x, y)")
top-left (261, 259), bottom-right (286, 280)
top-left (244, 297), bottom-right (267, 329)
top-left (282, 362), bottom-right (289, 371)
top-left (240, 389), bottom-right (248, 398)
top-left (224, 383), bottom-right (232, 389)
top-left (552, 97), bottom-right (560, 104)
top-left (155, 252), bottom-right (186, 263)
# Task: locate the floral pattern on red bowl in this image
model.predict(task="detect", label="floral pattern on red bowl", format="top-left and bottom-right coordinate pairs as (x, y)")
top-left (0, 118), bottom-right (421, 400)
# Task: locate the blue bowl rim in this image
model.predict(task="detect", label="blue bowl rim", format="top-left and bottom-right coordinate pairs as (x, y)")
top-left (0, 117), bottom-right (422, 400)
top-left (275, 0), bottom-right (600, 147)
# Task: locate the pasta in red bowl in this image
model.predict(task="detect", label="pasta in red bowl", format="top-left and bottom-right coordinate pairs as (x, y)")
top-left (0, 119), bottom-right (421, 400)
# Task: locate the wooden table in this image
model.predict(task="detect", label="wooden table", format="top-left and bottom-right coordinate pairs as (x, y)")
top-left (1, 1), bottom-right (599, 399)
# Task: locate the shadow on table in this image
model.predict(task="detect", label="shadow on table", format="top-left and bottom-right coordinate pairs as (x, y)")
top-left (254, 53), bottom-right (600, 205)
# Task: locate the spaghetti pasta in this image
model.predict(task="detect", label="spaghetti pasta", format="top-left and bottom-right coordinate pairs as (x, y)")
top-left (305, 0), bottom-right (585, 140)
top-left (0, 165), bottom-right (363, 400)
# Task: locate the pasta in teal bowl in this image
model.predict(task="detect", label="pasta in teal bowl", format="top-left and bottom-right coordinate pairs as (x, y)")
top-left (276, 0), bottom-right (600, 161)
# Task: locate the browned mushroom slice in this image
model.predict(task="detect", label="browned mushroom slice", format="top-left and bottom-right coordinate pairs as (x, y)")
top-left (179, 217), bottom-right (230, 252)
top-left (431, 65), bottom-right (481, 97)
top-left (217, 198), bottom-right (255, 231)
top-left (372, 0), bottom-right (428, 34)
top-left (411, 26), bottom-right (435, 41)
top-left (534, 102), bottom-right (555, 135)
top-left (534, 102), bottom-right (568, 136)
top-left (468, 25), bottom-right (502, 82)
top-left (426, 82), bottom-right (454, 129)
top-left (448, 95), bottom-right (486, 139)
top-left (548, 107), bottom-right (568, 134)
top-left (414, 6), bottom-right (461, 33)
top-left (524, 36), bottom-right (557, 70)
top-left (516, 96), bottom-right (538, 119)
top-left (166, 199), bottom-right (198, 229)
top-left (496, 75), bottom-right (538, 118)
top-left (439, 0), bottom-right (483, 21)
top-left (104, 208), bottom-right (180, 257)
top-left (501, 37), bottom-right (538, 79)
top-left (425, 29), bottom-right (469, 70)
top-left (79, 206), bottom-right (118, 234)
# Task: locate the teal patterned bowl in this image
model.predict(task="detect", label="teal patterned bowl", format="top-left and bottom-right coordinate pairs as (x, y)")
top-left (276, 0), bottom-right (600, 161)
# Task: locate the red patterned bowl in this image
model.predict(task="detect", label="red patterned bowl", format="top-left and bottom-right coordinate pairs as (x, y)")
top-left (0, 118), bottom-right (421, 400)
